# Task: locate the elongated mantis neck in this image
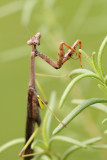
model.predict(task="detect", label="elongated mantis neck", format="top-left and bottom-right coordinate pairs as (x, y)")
top-left (29, 45), bottom-right (36, 89)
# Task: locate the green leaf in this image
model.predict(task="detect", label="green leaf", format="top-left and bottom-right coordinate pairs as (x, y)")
top-left (0, 138), bottom-right (25, 153)
top-left (92, 52), bottom-right (100, 75)
top-left (68, 69), bottom-right (94, 77)
top-left (98, 84), bottom-right (107, 94)
top-left (98, 36), bottom-right (107, 77)
top-left (53, 98), bottom-right (107, 135)
top-left (62, 137), bottom-right (102, 160)
top-left (59, 73), bottom-right (103, 109)
top-left (42, 91), bottom-right (56, 146)
top-left (90, 144), bottom-right (107, 149)
top-left (72, 99), bottom-right (107, 113)
top-left (49, 136), bottom-right (86, 147)
top-left (82, 137), bottom-right (102, 144)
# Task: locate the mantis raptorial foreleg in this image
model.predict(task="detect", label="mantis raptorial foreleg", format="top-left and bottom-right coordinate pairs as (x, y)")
top-left (37, 40), bottom-right (81, 68)
top-left (27, 33), bottom-right (81, 68)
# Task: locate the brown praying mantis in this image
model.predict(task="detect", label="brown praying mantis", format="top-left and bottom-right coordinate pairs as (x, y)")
top-left (19, 32), bottom-right (81, 160)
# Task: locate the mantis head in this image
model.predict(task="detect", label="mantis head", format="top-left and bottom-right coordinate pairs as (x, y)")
top-left (27, 32), bottom-right (41, 46)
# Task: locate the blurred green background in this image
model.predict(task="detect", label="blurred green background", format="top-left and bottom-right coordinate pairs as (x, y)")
top-left (0, 0), bottom-right (107, 160)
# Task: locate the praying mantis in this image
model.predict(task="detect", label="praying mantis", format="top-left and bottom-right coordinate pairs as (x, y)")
top-left (19, 32), bottom-right (81, 160)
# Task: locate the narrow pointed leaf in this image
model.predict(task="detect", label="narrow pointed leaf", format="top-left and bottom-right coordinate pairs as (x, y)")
top-left (62, 137), bottom-right (102, 160)
top-left (68, 69), bottom-right (94, 77)
top-left (72, 99), bottom-right (107, 113)
top-left (98, 84), bottom-right (107, 95)
top-left (0, 138), bottom-right (24, 153)
top-left (53, 98), bottom-right (107, 135)
top-left (90, 144), bottom-right (107, 149)
top-left (59, 73), bottom-right (103, 109)
top-left (49, 135), bottom-right (86, 147)
top-left (98, 36), bottom-right (107, 77)
top-left (42, 92), bottom-right (56, 145)
top-left (92, 52), bottom-right (100, 75)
